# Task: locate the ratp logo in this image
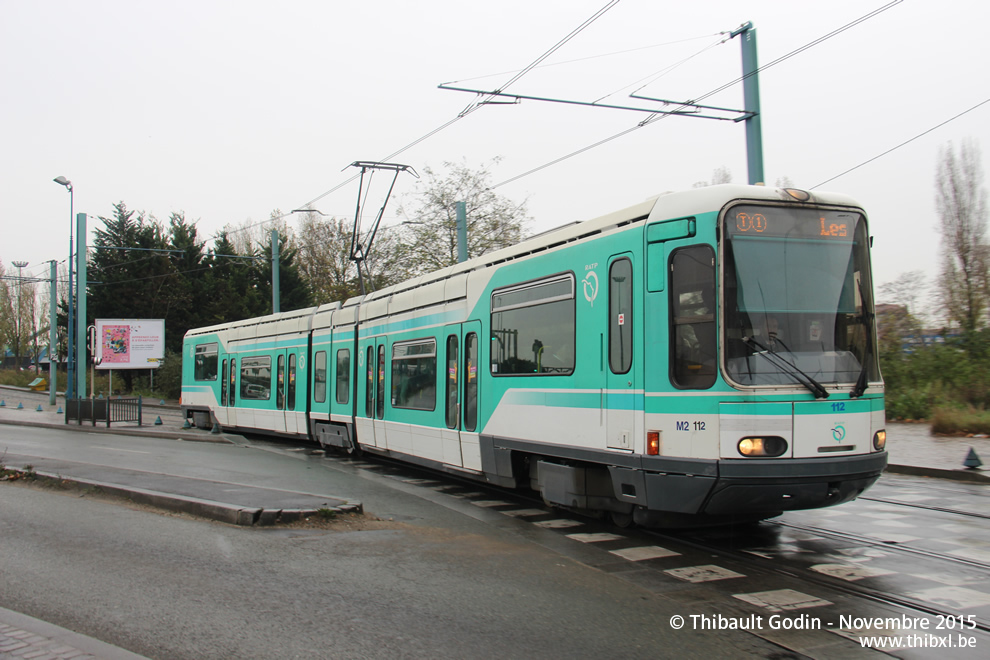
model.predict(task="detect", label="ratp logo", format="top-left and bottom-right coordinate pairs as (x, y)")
top-left (582, 271), bottom-right (599, 308)
top-left (831, 424), bottom-right (846, 442)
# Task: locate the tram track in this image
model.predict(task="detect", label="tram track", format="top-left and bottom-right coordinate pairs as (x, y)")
top-left (857, 495), bottom-right (990, 520)
top-left (284, 444), bottom-right (990, 646)
top-left (770, 519), bottom-right (990, 572)
top-left (639, 523), bottom-right (990, 637)
top-left (298, 445), bottom-right (990, 642)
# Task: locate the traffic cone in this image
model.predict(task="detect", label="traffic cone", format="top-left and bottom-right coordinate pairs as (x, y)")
top-left (211, 422), bottom-right (221, 434)
top-left (0, 400), bottom-right (5, 407)
top-left (963, 448), bottom-right (983, 469)
top-left (16, 402), bottom-right (23, 410)
top-left (36, 405), bottom-right (43, 412)
top-left (159, 399), bottom-right (165, 405)
top-left (182, 419), bottom-right (192, 429)
top-left (57, 406), bottom-right (63, 414)
top-left (155, 416), bottom-right (163, 426)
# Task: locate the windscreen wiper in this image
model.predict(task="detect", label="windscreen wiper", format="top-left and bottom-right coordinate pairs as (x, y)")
top-left (851, 282), bottom-right (874, 398)
top-left (742, 336), bottom-right (830, 399)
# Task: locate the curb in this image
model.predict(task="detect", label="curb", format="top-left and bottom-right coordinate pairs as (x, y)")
top-left (0, 417), bottom-right (237, 444)
top-left (885, 463), bottom-right (990, 484)
top-left (4, 468), bottom-right (363, 526)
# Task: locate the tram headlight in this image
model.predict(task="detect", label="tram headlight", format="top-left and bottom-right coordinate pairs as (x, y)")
top-left (873, 429), bottom-right (886, 451)
top-left (782, 187), bottom-right (812, 202)
top-left (737, 436), bottom-right (787, 457)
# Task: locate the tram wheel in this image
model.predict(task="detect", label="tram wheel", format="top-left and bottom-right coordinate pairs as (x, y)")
top-left (609, 510), bottom-right (634, 528)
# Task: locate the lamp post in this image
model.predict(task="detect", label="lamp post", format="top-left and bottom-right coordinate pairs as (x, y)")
top-left (11, 261), bottom-right (28, 369)
top-left (53, 176), bottom-right (74, 399)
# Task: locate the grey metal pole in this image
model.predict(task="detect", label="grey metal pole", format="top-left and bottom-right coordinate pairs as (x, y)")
top-left (75, 212), bottom-right (87, 400)
top-left (49, 260), bottom-right (57, 405)
top-left (734, 22), bottom-right (765, 185)
top-left (455, 201), bottom-right (468, 263)
top-left (12, 261), bottom-right (27, 367)
top-left (272, 228), bottom-right (280, 314)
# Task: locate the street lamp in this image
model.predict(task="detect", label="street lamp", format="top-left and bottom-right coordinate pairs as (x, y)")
top-left (53, 176), bottom-right (74, 399)
top-left (11, 261), bottom-right (28, 369)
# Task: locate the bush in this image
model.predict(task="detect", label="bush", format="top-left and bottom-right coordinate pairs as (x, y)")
top-left (885, 386), bottom-right (936, 421)
top-left (931, 405), bottom-right (990, 435)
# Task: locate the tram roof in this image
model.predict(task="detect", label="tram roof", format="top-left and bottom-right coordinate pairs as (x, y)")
top-left (185, 184), bottom-right (863, 339)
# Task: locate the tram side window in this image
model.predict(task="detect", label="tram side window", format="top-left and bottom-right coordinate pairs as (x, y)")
top-left (366, 347), bottom-right (375, 416)
top-left (276, 355), bottom-right (285, 409)
top-left (464, 332), bottom-right (478, 432)
top-left (240, 356), bottom-right (272, 400)
top-left (670, 245), bottom-right (717, 389)
top-left (490, 274), bottom-right (575, 375)
top-left (221, 359), bottom-right (228, 406)
top-left (287, 354), bottom-right (296, 411)
top-left (376, 345), bottom-right (385, 419)
top-left (194, 343), bottom-right (218, 381)
top-left (609, 258), bottom-right (633, 374)
top-left (445, 336), bottom-right (458, 429)
top-left (336, 349), bottom-right (350, 405)
top-left (392, 339), bottom-right (437, 411)
top-left (229, 359), bottom-right (236, 406)
top-left (314, 351), bottom-right (327, 403)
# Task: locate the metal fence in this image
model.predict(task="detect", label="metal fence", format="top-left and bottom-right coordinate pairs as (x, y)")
top-left (65, 396), bottom-right (142, 427)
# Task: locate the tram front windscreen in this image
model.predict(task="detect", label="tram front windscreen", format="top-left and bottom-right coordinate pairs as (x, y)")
top-left (722, 205), bottom-right (879, 389)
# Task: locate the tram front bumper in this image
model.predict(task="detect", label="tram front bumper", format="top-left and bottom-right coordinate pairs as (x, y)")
top-left (641, 452), bottom-right (887, 516)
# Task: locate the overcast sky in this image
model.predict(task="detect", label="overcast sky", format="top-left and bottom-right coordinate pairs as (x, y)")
top-left (2, 0), bottom-right (988, 303)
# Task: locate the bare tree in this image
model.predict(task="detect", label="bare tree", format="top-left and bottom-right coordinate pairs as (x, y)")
top-left (879, 270), bottom-right (929, 322)
top-left (692, 166), bottom-right (733, 188)
top-left (0, 260), bottom-right (11, 367)
top-left (295, 213), bottom-right (360, 304)
top-left (396, 158), bottom-right (528, 274)
top-left (936, 139), bottom-right (989, 334)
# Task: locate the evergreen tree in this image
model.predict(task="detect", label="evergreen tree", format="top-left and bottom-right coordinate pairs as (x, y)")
top-left (203, 231), bottom-right (263, 323)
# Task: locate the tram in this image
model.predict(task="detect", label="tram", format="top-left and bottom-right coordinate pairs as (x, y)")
top-left (181, 184), bottom-right (887, 526)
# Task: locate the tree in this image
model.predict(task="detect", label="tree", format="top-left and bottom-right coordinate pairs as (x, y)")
top-left (203, 230), bottom-right (262, 324)
top-left (0, 260), bottom-right (14, 367)
top-left (88, 202), bottom-right (175, 390)
top-left (165, 211), bottom-right (209, 345)
top-left (396, 159), bottom-right (528, 275)
top-left (251, 211), bottom-right (312, 313)
top-left (693, 166), bottom-right (733, 188)
top-left (295, 213), bottom-right (361, 305)
top-left (936, 139), bottom-right (989, 337)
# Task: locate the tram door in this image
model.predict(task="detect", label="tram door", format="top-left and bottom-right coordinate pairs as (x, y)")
top-left (441, 325), bottom-right (465, 467)
top-left (356, 337), bottom-right (384, 448)
top-left (605, 255), bottom-right (636, 450)
top-left (226, 356), bottom-right (238, 429)
top-left (371, 337), bottom-right (388, 447)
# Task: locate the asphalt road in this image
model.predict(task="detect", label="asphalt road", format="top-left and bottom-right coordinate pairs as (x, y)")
top-left (1, 425), bottom-right (791, 660)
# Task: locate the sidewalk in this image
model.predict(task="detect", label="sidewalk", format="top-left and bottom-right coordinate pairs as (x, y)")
top-left (0, 385), bottom-right (364, 525)
top-left (0, 606), bottom-right (148, 660)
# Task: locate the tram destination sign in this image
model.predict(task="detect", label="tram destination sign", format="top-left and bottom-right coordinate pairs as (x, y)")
top-left (94, 319), bottom-right (165, 370)
top-left (728, 206), bottom-right (860, 241)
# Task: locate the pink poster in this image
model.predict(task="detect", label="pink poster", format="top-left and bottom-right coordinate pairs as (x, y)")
top-left (102, 325), bottom-right (131, 364)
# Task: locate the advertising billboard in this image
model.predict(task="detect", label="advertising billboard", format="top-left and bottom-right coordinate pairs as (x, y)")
top-left (95, 319), bottom-right (165, 370)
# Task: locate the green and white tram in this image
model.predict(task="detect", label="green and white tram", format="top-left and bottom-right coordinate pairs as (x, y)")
top-left (182, 184), bottom-right (886, 526)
